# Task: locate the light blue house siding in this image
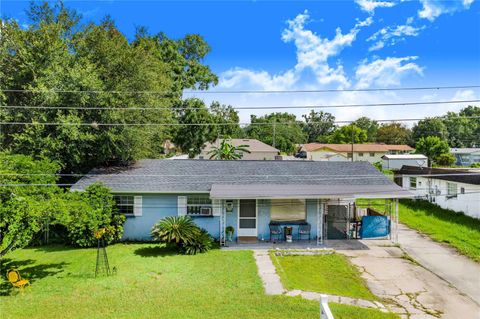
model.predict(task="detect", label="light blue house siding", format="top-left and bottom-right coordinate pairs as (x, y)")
top-left (122, 195), bottom-right (319, 242)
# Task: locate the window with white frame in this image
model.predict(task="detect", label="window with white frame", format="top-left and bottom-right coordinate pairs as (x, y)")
top-left (447, 182), bottom-right (458, 199)
top-left (409, 177), bottom-right (417, 189)
top-left (114, 195), bottom-right (134, 215)
top-left (187, 195), bottom-right (213, 216)
top-left (369, 152), bottom-right (375, 157)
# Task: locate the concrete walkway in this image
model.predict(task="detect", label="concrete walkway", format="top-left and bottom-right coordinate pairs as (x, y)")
top-left (397, 224), bottom-right (480, 306)
top-left (253, 250), bottom-right (284, 295)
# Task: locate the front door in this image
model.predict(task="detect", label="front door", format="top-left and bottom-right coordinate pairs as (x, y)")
top-left (238, 199), bottom-right (257, 237)
top-left (326, 205), bottom-right (348, 239)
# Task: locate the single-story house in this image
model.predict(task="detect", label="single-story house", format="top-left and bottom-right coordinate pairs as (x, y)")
top-left (396, 165), bottom-right (480, 219)
top-left (382, 154), bottom-right (428, 170)
top-left (300, 143), bottom-right (414, 163)
top-left (72, 160), bottom-right (411, 244)
top-left (451, 148), bottom-right (480, 167)
top-left (198, 139), bottom-right (280, 160)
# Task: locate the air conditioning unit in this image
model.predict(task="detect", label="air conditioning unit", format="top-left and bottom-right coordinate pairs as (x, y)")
top-left (201, 207), bottom-right (212, 216)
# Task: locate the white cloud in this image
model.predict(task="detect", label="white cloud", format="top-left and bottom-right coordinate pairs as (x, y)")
top-left (451, 89), bottom-right (477, 101)
top-left (355, 56), bottom-right (424, 89)
top-left (355, 0), bottom-right (396, 14)
top-left (219, 11), bottom-right (372, 91)
top-left (367, 20), bottom-right (425, 51)
top-left (418, 0), bottom-right (475, 21)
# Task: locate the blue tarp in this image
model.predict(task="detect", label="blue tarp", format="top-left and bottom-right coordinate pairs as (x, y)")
top-left (360, 216), bottom-right (390, 239)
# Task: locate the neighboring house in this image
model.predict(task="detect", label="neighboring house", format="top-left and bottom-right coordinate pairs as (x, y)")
top-left (382, 154), bottom-right (428, 170)
top-left (396, 165), bottom-right (480, 219)
top-left (198, 139), bottom-right (280, 160)
top-left (300, 143), bottom-right (414, 163)
top-left (72, 160), bottom-right (411, 244)
top-left (451, 148), bottom-right (480, 167)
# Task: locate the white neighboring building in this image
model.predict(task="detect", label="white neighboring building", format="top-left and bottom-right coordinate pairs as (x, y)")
top-left (198, 139), bottom-right (280, 160)
top-left (451, 148), bottom-right (480, 166)
top-left (382, 154), bottom-right (428, 170)
top-left (396, 166), bottom-right (480, 219)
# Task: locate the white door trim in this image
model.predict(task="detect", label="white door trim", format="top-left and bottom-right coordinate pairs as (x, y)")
top-left (237, 199), bottom-right (258, 237)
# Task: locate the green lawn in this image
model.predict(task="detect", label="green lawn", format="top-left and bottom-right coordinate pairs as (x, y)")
top-left (330, 303), bottom-right (399, 319)
top-left (357, 198), bottom-right (480, 262)
top-left (270, 252), bottom-right (377, 301)
top-left (1, 244), bottom-right (397, 319)
top-left (399, 199), bottom-right (480, 262)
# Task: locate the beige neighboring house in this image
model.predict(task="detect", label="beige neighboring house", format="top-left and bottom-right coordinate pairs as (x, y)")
top-left (198, 139), bottom-right (280, 160)
top-left (300, 143), bottom-right (414, 163)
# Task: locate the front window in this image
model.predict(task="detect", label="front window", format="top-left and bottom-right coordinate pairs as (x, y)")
top-left (370, 152), bottom-right (375, 157)
top-left (359, 153), bottom-right (364, 157)
top-left (409, 177), bottom-right (417, 189)
top-left (447, 183), bottom-right (458, 199)
top-left (114, 195), bottom-right (134, 215)
top-left (187, 195), bottom-right (212, 216)
top-left (270, 199), bottom-right (306, 222)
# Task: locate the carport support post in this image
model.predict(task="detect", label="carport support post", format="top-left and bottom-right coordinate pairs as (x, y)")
top-left (317, 199), bottom-right (323, 246)
top-left (394, 198), bottom-right (399, 243)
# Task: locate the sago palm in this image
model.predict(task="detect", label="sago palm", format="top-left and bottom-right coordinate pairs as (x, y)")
top-left (151, 216), bottom-right (199, 245)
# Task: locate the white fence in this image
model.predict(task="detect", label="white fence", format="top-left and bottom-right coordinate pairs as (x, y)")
top-left (320, 294), bottom-right (334, 319)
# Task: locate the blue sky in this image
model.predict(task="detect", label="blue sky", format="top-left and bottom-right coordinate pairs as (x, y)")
top-left (2, 0), bottom-right (480, 123)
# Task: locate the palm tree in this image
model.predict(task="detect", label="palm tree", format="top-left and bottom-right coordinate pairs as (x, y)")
top-left (207, 138), bottom-right (251, 160)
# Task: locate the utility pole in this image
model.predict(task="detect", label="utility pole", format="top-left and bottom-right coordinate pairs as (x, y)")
top-left (351, 126), bottom-right (354, 162)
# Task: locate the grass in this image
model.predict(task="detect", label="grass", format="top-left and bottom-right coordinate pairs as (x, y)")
top-left (270, 252), bottom-right (377, 301)
top-left (399, 199), bottom-right (480, 262)
top-left (0, 244), bottom-right (398, 319)
top-left (330, 303), bottom-right (400, 319)
top-left (357, 198), bottom-right (480, 262)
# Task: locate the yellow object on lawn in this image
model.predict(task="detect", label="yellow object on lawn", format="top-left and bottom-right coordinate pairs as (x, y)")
top-left (7, 269), bottom-right (30, 289)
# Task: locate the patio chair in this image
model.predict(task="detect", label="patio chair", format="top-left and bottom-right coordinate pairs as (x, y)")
top-left (7, 269), bottom-right (30, 289)
top-left (269, 224), bottom-right (283, 243)
top-left (298, 224), bottom-right (311, 241)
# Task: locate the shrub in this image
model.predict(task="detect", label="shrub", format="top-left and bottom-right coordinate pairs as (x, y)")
top-left (54, 183), bottom-right (125, 247)
top-left (151, 216), bottom-right (213, 255)
top-left (435, 153), bottom-right (456, 166)
top-left (182, 229), bottom-right (213, 255)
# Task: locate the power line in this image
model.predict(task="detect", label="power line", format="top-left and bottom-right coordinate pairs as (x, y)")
top-left (2, 85), bottom-right (479, 95)
top-left (1, 99), bottom-right (478, 111)
top-left (1, 116), bottom-right (479, 126)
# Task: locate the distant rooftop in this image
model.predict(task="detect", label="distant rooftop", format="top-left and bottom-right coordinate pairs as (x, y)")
top-left (302, 143), bottom-right (414, 153)
top-left (450, 148), bottom-right (480, 154)
top-left (397, 165), bottom-right (480, 185)
top-left (382, 154), bottom-right (427, 160)
top-left (201, 139), bottom-right (279, 154)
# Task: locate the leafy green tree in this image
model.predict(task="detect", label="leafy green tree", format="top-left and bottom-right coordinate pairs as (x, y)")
top-left (435, 153), bottom-right (456, 167)
top-left (412, 118), bottom-right (449, 144)
top-left (172, 98), bottom-right (216, 158)
top-left (0, 152), bottom-right (61, 257)
top-left (327, 125), bottom-right (368, 144)
top-left (0, 1), bottom-right (217, 172)
top-left (377, 123), bottom-right (412, 145)
top-left (208, 138), bottom-right (250, 160)
top-left (415, 136), bottom-right (450, 167)
top-left (209, 102), bottom-right (242, 138)
top-left (302, 111), bottom-right (336, 143)
top-left (244, 113), bottom-right (306, 154)
top-left (352, 117), bottom-right (379, 142)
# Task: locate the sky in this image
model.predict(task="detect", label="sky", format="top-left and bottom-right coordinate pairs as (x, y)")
top-left (2, 0), bottom-right (480, 124)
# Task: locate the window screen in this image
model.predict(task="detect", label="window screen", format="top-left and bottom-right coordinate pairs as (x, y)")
top-left (270, 199), bottom-right (306, 222)
top-left (447, 182), bottom-right (458, 198)
top-left (114, 195), bottom-right (134, 215)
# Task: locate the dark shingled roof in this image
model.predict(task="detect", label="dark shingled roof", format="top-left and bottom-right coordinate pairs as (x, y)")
top-left (396, 165), bottom-right (480, 185)
top-left (71, 159), bottom-right (410, 197)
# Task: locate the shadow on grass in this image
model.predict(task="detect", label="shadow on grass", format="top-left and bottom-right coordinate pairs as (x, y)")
top-left (134, 245), bottom-right (178, 258)
top-left (0, 258), bottom-right (68, 296)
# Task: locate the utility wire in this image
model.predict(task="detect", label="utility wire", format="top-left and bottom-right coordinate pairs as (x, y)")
top-left (1, 116), bottom-right (479, 126)
top-left (2, 85), bottom-right (479, 95)
top-left (1, 99), bottom-right (478, 111)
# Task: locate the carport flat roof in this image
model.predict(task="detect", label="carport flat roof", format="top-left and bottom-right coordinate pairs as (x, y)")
top-left (210, 184), bottom-right (413, 199)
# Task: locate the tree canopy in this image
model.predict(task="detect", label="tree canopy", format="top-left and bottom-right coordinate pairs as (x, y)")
top-left (415, 136), bottom-right (450, 167)
top-left (302, 111), bottom-right (336, 143)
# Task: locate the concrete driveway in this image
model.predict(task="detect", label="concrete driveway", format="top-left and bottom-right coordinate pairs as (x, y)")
top-left (338, 240), bottom-right (480, 319)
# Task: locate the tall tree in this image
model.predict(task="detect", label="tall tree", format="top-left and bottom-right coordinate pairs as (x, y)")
top-left (352, 117), bottom-right (379, 142)
top-left (172, 98), bottom-right (216, 158)
top-left (327, 125), bottom-right (368, 144)
top-left (415, 136), bottom-right (450, 167)
top-left (0, 1), bottom-right (218, 173)
top-left (412, 118), bottom-right (449, 145)
top-left (209, 102), bottom-right (242, 138)
top-left (302, 111), bottom-right (336, 143)
top-left (377, 123), bottom-right (412, 145)
top-left (244, 113), bottom-right (306, 154)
